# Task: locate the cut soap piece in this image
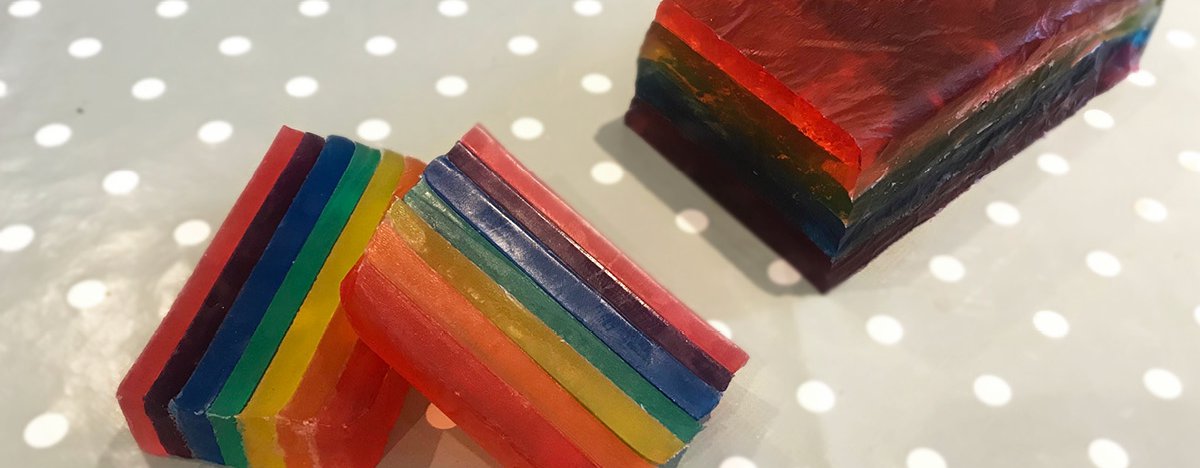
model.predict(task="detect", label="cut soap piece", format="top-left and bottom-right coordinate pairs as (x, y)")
top-left (139, 131), bottom-right (325, 457)
top-left (115, 127), bottom-right (305, 457)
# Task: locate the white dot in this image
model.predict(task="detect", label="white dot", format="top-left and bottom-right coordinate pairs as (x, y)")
top-left (1084, 109), bottom-right (1115, 129)
top-left (35, 123), bottom-right (72, 148)
top-left (1088, 439), bottom-right (1129, 468)
top-left (511, 117), bottom-right (544, 141)
top-left (8, 0), bottom-right (40, 17)
top-left (174, 219), bottom-right (211, 246)
top-left (675, 209), bottom-right (709, 234)
top-left (573, 0), bottom-right (603, 16)
top-left (102, 170), bottom-right (140, 195)
top-left (0, 80), bottom-right (7, 98)
top-left (297, 0), bottom-right (329, 17)
top-left (155, 0), bottom-right (187, 18)
top-left (507, 35), bottom-right (539, 56)
top-left (357, 119), bottom-right (391, 142)
top-left (130, 77), bottom-right (166, 101)
top-left (1032, 310), bottom-right (1070, 339)
top-left (425, 404), bottom-right (456, 430)
top-left (364, 35), bottom-right (396, 56)
top-left (1143, 368), bottom-right (1183, 400)
top-left (67, 279), bottom-right (108, 309)
top-left (0, 224), bottom-right (35, 252)
top-left (866, 315), bottom-right (904, 345)
top-left (1126, 69), bottom-right (1156, 87)
top-left (197, 120), bottom-right (233, 144)
top-left (1037, 152), bottom-right (1070, 175)
top-left (285, 76), bottom-right (319, 98)
top-left (438, 0), bottom-right (468, 17)
top-left (1166, 29), bottom-right (1197, 49)
top-left (985, 201), bottom-right (1020, 226)
top-left (218, 36), bottom-right (252, 56)
top-left (435, 75), bottom-right (468, 97)
top-left (1086, 250), bottom-right (1122, 277)
top-left (973, 374), bottom-right (1012, 407)
top-left (929, 255), bottom-right (965, 283)
top-left (581, 73), bottom-right (613, 94)
top-left (796, 380), bottom-right (836, 413)
top-left (1193, 305), bottom-right (1199, 327)
top-left (906, 448), bottom-right (947, 468)
top-left (707, 320), bottom-right (732, 339)
top-left (1178, 151), bottom-right (1200, 173)
top-left (767, 259), bottom-right (801, 286)
top-left (590, 161), bottom-right (624, 185)
top-left (719, 456), bottom-right (757, 468)
top-left (23, 413), bottom-right (68, 449)
top-left (1133, 198), bottom-right (1167, 223)
top-left (68, 37), bottom-right (102, 59)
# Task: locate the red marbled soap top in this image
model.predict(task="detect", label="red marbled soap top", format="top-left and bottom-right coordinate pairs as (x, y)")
top-left (659, 0), bottom-right (1149, 185)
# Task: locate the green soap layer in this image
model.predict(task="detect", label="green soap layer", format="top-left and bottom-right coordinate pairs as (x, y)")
top-left (404, 180), bottom-right (702, 442)
top-left (209, 144), bottom-right (382, 467)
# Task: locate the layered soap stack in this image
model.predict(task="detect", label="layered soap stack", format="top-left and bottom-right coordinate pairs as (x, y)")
top-left (342, 126), bottom-right (748, 467)
top-left (119, 125), bottom-right (745, 467)
top-left (628, 0), bottom-right (1163, 290)
top-left (117, 127), bottom-right (422, 467)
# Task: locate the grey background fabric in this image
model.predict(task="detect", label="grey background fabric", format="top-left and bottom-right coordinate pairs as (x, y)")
top-left (1, 1), bottom-right (1197, 467)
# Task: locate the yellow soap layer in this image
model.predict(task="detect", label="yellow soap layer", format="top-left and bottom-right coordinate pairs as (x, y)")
top-left (237, 151), bottom-right (407, 468)
top-left (388, 202), bottom-right (685, 463)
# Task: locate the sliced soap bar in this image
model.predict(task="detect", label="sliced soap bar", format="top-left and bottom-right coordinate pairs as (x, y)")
top-left (205, 145), bottom-right (383, 466)
top-left (170, 137), bottom-right (359, 463)
top-left (343, 260), bottom-right (595, 468)
top-left (462, 125), bottom-right (748, 374)
top-left (423, 157), bottom-right (720, 420)
top-left (240, 155), bottom-right (424, 468)
top-left (405, 180), bottom-right (701, 443)
top-left (448, 142), bottom-right (731, 391)
top-left (116, 127), bottom-right (306, 456)
top-left (632, 0), bottom-right (1162, 288)
top-left (387, 199), bottom-right (683, 463)
top-left (140, 131), bottom-right (325, 457)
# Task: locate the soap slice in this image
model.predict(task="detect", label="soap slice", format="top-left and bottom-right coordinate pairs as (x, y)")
top-left (406, 180), bottom-right (701, 442)
top-left (205, 147), bottom-right (388, 465)
top-left (169, 137), bottom-right (359, 463)
top-left (387, 199), bottom-right (682, 463)
top-left (343, 259), bottom-right (596, 468)
top-left (423, 158), bottom-right (720, 420)
top-left (138, 130), bottom-right (325, 457)
top-left (462, 125), bottom-right (748, 374)
top-left (240, 155), bottom-right (424, 468)
top-left (448, 143), bottom-right (731, 391)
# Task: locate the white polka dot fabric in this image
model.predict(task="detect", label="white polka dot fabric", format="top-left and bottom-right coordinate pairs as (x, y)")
top-left (0, 1), bottom-right (1197, 467)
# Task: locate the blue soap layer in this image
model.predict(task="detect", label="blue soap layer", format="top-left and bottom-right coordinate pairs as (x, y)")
top-left (423, 157), bottom-right (720, 420)
top-left (168, 136), bottom-right (355, 463)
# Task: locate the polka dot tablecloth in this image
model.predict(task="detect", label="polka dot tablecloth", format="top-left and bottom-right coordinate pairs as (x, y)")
top-left (1, 1), bottom-right (1198, 467)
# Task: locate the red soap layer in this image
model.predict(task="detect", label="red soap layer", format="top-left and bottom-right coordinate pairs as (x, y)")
top-left (462, 125), bottom-right (749, 373)
top-left (115, 126), bottom-right (303, 456)
top-left (342, 261), bottom-right (595, 468)
top-left (659, 0), bottom-right (1148, 187)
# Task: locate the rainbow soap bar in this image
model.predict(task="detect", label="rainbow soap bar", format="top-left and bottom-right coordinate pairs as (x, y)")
top-left (342, 127), bottom-right (746, 466)
top-left (117, 128), bottom-right (418, 467)
top-left (628, 0), bottom-right (1164, 290)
